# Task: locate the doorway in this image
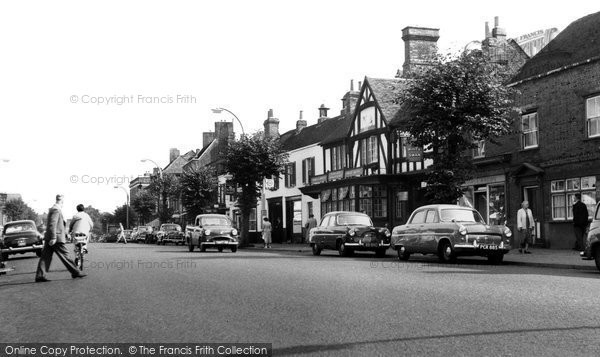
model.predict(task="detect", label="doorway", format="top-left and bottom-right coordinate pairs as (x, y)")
top-left (268, 199), bottom-right (283, 243)
top-left (285, 199), bottom-right (302, 243)
top-left (523, 186), bottom-right (542, 243)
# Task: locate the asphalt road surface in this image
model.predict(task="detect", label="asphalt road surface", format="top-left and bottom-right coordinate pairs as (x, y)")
top-left (1, 243), bottom-right (600, 356)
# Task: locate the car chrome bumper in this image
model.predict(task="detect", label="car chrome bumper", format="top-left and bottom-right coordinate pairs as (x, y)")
top-left (453, 243), bottom-right (510, 254)
top-left (201, 241), bottom-right (239, 246)
top-left (345, 242), bottom-right (390, 248)
top-left (1, 244), bottom-right (43, 254)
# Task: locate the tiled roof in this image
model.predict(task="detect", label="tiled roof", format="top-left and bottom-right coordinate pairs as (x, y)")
top-left (281, 114), bottom-right (352, 150)
top-left (512, 11), bottom-right (600, 83)
top-left (365, 77), bottom-right (408, 127)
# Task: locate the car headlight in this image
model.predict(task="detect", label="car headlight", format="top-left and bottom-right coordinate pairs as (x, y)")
top-left (348, 229), bottom-right (356, 237)
top-left (458, 224), bottom-right (467, 236)
top-left (383, 229), bottom-right (391, 238)
top-left (204, 230), bottom-right (211, 236)
top-left (503, 226), bottom-right (512, 238)
top-left (231, 229), bottom-right (238, 236)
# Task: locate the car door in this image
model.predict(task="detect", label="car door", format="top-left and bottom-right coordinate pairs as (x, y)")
top-left (403, 209), bottom-right (427, 250)
top-left (311, 215), bottom-right (330, 246)
top-left (323, 215), bottom-right (339, 249)
top-left (420, 209), bottom-right (440, 253)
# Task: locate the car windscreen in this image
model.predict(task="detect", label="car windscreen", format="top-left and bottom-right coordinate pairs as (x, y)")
top-left (200, 217), bottom-right (231, 226)
top-left (4, 223), bottom-right (36, 234)
top-left (440, 209), bottom-right (485, 223)
top-left (336, 214), bottom-right (372, 226)
top-left (162, 225), bottom-right (181, 231)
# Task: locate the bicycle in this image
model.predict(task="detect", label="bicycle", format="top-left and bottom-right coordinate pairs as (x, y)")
top-left (72, 233), bottom-right (88, 271)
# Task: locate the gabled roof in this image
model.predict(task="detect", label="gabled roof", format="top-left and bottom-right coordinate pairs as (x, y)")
top-left (365, 77), bottom-right (407, 126)
top-left (281, 114), bottom-right (353, 149)
top-left (512, 11), bottom-right (600, 83)
top-left (163, 150), bottom-right (197, 174)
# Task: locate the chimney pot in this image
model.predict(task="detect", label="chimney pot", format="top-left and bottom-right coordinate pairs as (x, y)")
top-left (268, 109), bottom-right (273, 118)
top-left (494, 16), bottom-right (499, 27)
top-left (350, 79), bottom-right (354, 91)
top-left (401, 26), bottom-right (440, 77)
top-left (485, 21), bottom-right (490, 38)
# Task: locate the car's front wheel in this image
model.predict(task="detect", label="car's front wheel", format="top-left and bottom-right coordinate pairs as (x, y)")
top-left (218, 247), bottom-right (224, 253)
top-left (188, 242), bottom-right (194, 252)
top-left (231, 246), bottom-right (237, 253)
top-left (438, 241), bottom-right (456, 263)
top-left (338, 241), bottom-right (353, 257)
top-left (200, 245), bottom-right (206, 252)
top-left (594, 246), bottom-right (600, 272)
top-left (397, 246), bottom-right (410, 261)
top-left (375, 248), bottom-right (387, 257)
top-left (312, 244), bottom-right (322, 256)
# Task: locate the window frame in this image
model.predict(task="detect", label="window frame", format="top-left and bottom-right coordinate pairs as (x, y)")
top-left (586, 95), bottom-right (600, 138)
top-left (521, 112), bottom-right (539, 149)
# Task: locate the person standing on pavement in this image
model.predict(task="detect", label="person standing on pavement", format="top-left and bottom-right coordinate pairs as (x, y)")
top-left (35, 194), bottom-right (86, 282)
top-left (304, 214), bottom-right (318, 244)
top-left (116, 222), bottom-right (127, 244)
top-left (262, 217), bottom-right (272, 249)
top-left (572, 193), bottom-right (589, 251)
top-left (517, 200), bottom-right (535, 254)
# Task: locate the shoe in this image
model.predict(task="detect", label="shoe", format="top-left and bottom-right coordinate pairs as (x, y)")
top-left (72, 273), bottom-right (87, 279)
top-left (524, 251), bottom-right (532, 254)
top-left (35, 277), bottom-right (50, 282)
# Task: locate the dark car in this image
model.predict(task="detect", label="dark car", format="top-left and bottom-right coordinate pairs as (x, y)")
top-left (308, 211), bottom-right (391, 257)
top-left (188, 214), bottom-right (239, 252)
top-left (580, 202), bottom-right (600, 271)
top-left (132, 226), bottom-right (153, 243)
top-left (1, 220), bottom-right (44, 260)
top-left (391, 204), bottom-right (512, 264)
top-left (156, 224), bottom-right (184, 245)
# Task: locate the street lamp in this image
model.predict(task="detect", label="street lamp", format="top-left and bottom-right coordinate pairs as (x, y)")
top-left (114, 185), bottom-right (130, 229)
top-left (141, 158), bottom-right (163, 179)
top-left (212, 107), bottom-right (246, 135)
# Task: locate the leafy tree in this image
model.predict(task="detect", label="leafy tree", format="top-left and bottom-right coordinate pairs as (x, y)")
top-left (131, 190), bottom-right (157, 225)
top-left (148, 174), bottom-right (180, 224)
top-left (113, 204), bottom-right (138, 229)
top-left (399, 51), bottom-right (517, 203)
top-left (83, 205), bottom-right (104, 237)
top-left (3, 198), bottom-right (38, 222)
top-left (224, 132), bottom-right (288, 246)
top-left (180, 165), bottom-right (218, 222)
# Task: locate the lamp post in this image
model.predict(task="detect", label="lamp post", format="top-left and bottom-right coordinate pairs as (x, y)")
top-left (114, 185), bottom-right (130, 229)
top-left (141, 159), bottom-right (163, 179)
top-left (212, 107), bottom-right (246, 136)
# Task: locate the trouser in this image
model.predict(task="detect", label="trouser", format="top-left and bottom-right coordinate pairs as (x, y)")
top-left (36, 242), bottom-right (81, 279)
top-left (116, 234), bottom-right (127, 243)
top-left (574, 226), bottom-right (585, 250)
top-left (519, 229), bottom-right (533, 248)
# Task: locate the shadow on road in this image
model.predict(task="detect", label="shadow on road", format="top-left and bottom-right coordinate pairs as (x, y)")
top-left (273, 325), bottom-right (600, 356)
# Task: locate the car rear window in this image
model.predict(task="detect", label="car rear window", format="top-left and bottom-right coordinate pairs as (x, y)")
top-left (4, 223), bottom-right (36, 234)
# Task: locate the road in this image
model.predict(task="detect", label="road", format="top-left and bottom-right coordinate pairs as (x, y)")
top-left (1, 243), bottom-right (600, 356)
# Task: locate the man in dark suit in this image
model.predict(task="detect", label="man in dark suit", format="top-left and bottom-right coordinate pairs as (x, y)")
top-left (35, 194), bottom-right (86, 282)
top-left (572, 193), bottom-right (589, 251)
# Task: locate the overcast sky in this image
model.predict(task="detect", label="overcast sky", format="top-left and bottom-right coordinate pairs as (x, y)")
top-left (0, 0), bottom-right (598, 217)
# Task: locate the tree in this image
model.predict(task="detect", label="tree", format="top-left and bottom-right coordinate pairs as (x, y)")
top-left (3, 198), bottom-right (38, 223)
top-left (148, 174), bottom-right (180, 224)
top-left (180, 165), bottom-right (218, 222)
top-left (224, 132), bottom-right (288, 246)
top-left (131, 190), bottom-right (157, 224)
top-left (113, 204), bottom-right (138, 229)
top-left (84, 205), bottom-right (105, 237)
top-left (399, 51), bottom-right (517, 203)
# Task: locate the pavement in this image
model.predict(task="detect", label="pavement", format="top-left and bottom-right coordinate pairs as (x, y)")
top-left (244, 243), bottom-right (598, 271)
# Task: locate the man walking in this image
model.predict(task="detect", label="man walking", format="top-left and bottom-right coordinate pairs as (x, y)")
top-left (572, 193), bottom-right (589, 251)
top-left (304, 214), bottom-right (318, 244)
top-left (517, 200), bottom-right (535, 254)
top-left (35, 194), bottom-right (86, 282)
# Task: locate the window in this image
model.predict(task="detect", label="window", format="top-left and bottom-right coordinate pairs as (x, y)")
top-left (359, 106), bottom-right (376, 133)
top-left (302, 157), bottom-right (315, 184)
top-left (473, 141), bottom-right (485, 158)
top-left (358, 185), bottom-right (386, 218)
top-left (268, 174), bottom-right (280, 191)
top-left (319, 215), bottom-right (330, 227)
top-left (425, 210), bottom-right (438, 223)
top-left (307, 201), bottom-right (313, 218)
top-left (410, 210), bottom-right (427, 224)
top-left (330, 146), bottom-right (345, 171)
top-left (521, 112), bottom-right (538, 149)
top-left (587, 95), bottom-right (600, 138)
top-left (551, 176), bottom-right (597, 220)
top-left (284, 163), bottom-right (296, 188)
top-left (360, 136), bottom-right (378, 166)
top-left (249, 208), bottom-right (257, 231)
top-left (395, 191), bottom-right (408, 221)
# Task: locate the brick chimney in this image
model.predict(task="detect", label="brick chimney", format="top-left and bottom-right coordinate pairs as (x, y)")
top-left (318, 104), bottom-right (329, 124)
top-left (401, 26), bottom-right (440, 77)
top-left (264, 109), bottom-right (280, 139)
top-left (202, 132), bottom-right (215, 149)
top-left (482, 16), bottom-right (510, 64)
top-left (341, 79), bottom-right (360, 117)
top-left (215, 121), bottom-right (234, 141)
top-left (296, 110), bottom-right (307, 132)
top-left (169, 148), bottom-right (180, 163)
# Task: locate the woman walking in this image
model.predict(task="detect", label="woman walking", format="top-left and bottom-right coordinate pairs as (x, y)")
top-left (262, 217), bottom-right (272, 249)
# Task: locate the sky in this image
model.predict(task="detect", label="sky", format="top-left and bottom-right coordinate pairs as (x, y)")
top-left (0, 0), bottom-right (598, 217)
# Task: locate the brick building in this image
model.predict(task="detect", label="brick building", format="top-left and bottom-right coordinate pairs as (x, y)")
top-left (474, 11), bottom-right (600, 248)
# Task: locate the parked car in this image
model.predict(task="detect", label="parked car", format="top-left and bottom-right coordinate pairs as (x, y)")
top-left (187, 214), bottom-right (239, 252)
top-left (133, 226), bottom-right (153, 243)
top-left (308, 211), bottom-right (391, 257)
top-left (123, 230), bottom-right (132, 240)
top-left (130, 227), bottom-right (139, 242)
top-left (156, 224), bottom-right (184, 245)
top-left (391, 204), bottom-right (512, 264)
top-left (0, 220), bottom-right (44, 260)
top-left (580, 202), bottom-right (600, 271)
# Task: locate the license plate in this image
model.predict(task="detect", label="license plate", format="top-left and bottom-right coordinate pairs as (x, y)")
top-left (478, 244), bottom-right (498, 250)
top-left (18, 239), bottom-right (26, 247)
top-left (216, 241), bottom-right (227, 245)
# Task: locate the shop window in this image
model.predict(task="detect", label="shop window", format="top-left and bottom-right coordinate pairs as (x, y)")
top-left (521, 112), bottom-right (538, 149)
top-left (551, 177), bottom-right (597, 220)
top-left (358, 185), bottom-right (387, 218)
top-left (587, 95), bottom-right (600, 138)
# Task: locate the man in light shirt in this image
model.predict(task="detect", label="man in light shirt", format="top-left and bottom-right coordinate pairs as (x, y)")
top-left (517, 200), bottom-right (535, 254)
top-left (69, 204), bottom-right (94, 254)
